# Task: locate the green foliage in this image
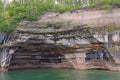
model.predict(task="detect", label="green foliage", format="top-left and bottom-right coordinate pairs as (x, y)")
top-left (95, 0), bottom-right (119, 4)
top-left (56, 4), bottom-right (69, 11)
top-left (0, 0), bottom-right (119, 32)
top-left (102, 4), bottom-right (112, 10)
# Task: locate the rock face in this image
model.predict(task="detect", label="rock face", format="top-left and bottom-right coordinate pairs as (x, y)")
top-left (5, 8), bottom-right (120, 71)
top-left (0, 32), bottom-right (16, 71)
top-left (37, 8), bottom-right (120, 28)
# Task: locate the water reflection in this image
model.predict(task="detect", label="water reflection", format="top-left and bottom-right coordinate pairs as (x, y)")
top-left (69, 70), bottom-right (120, 80)
top-left (0, 69), bottom-right (120, 80)
top-left (0, 72), bottom-right (8, 80)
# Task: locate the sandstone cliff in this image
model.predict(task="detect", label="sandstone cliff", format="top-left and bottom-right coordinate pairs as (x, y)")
top-left (1, 8), bottom-right (120, 71)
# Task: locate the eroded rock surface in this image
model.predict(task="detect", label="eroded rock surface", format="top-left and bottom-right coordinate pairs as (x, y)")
top-left (3, 8), bottom-right (120, 71)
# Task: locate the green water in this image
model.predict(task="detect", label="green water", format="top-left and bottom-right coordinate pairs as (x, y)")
top-left (0, 69), bottom-right (120, 80)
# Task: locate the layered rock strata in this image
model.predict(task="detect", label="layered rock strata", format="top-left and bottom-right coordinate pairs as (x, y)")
top-left (1, 8), bottom-right (120, 71)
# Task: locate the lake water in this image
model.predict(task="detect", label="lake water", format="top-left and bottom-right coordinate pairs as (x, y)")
top-left (0, 69), bottom-right (120, 80)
